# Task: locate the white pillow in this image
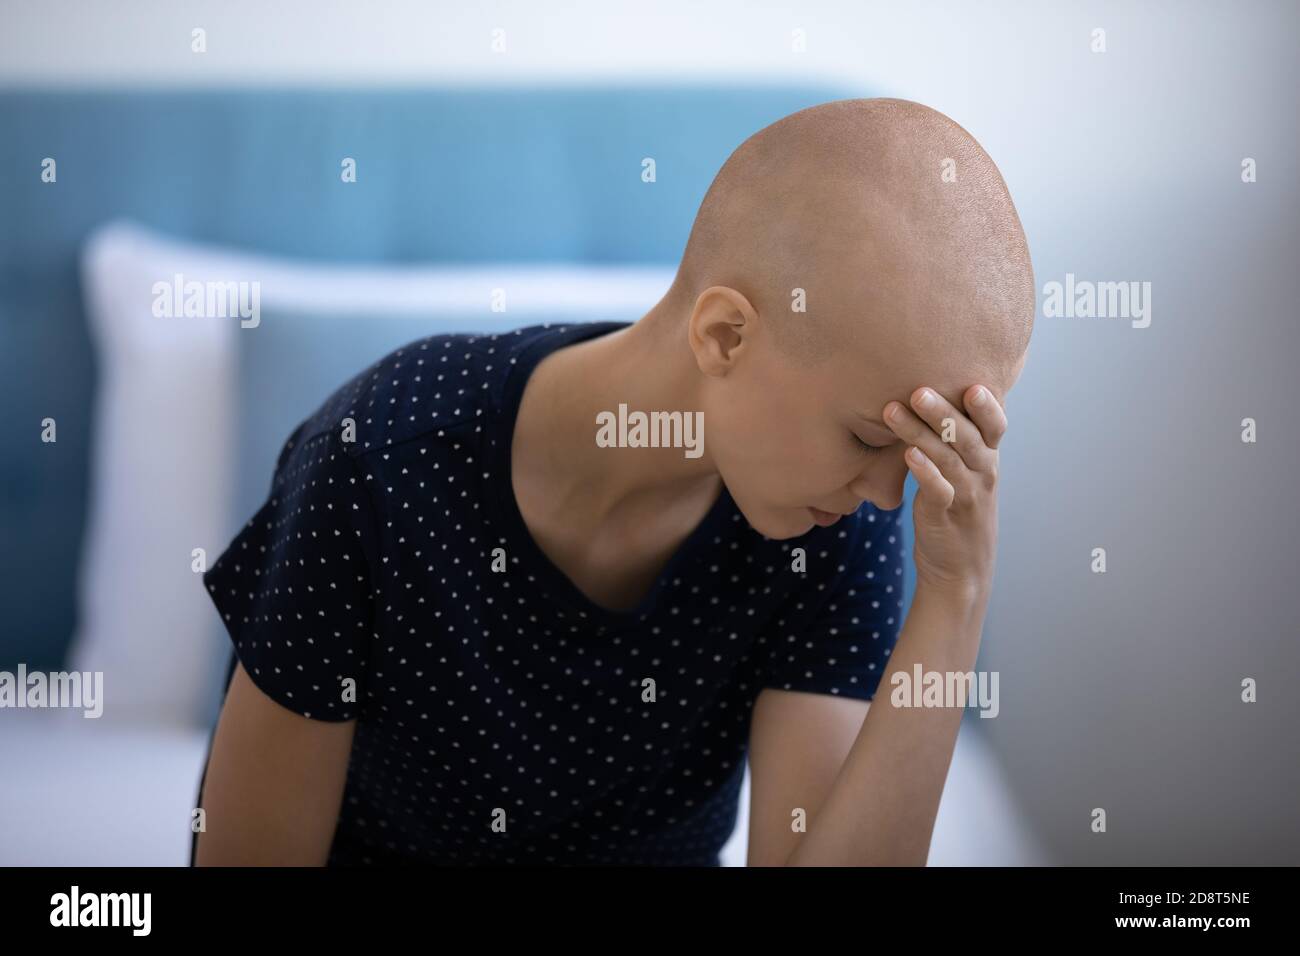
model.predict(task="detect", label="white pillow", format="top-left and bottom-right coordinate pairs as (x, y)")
top-left (69, 219), bottom-right (674, 728)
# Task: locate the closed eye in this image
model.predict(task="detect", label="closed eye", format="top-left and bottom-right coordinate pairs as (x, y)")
top-left (854, 433), bottom-right (882, 454)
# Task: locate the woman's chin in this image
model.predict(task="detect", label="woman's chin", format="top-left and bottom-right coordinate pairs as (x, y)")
top-left (743, 506), bottom-right (819, 541)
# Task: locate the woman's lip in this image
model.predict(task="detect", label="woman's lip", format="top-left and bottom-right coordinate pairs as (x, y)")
top-left (808, 507), bottom-right (841, 527)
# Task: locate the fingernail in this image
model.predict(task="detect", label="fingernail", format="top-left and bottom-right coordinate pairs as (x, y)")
top-left (916, 389), bottom-right (934, 409)
top-left (971, 387), bottom-right (986, 406)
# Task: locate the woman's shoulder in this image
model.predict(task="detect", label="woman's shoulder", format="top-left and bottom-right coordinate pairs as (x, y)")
top-left (290, 326), bottom-right (551, 460)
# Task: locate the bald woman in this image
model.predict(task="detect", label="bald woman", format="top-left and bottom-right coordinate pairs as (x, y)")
top-left (196, 97), bottom-right (1034, 867)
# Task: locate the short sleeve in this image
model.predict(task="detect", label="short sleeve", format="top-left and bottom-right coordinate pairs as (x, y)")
top-left (760, 503), bottom-right (909, 702)
top-left (202, 424), bottom-right (377, 721)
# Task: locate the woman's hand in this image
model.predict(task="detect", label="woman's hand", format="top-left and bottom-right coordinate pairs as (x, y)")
top-left (882, 384), bottom-right (1007, 602)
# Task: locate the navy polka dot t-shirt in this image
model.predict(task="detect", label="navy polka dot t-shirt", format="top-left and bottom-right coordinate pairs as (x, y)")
top-left (201, 320), bottom-right (907, 866)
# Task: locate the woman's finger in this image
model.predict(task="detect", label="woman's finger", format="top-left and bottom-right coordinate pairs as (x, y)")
top-left (885, 400), bottom-right (971, 500)
top-left (906, 445), bottom-right (955, 510)
top-left (962, 385), bottom-right (1008, 451)
top-left (906, 386), bottom-right (995, 473)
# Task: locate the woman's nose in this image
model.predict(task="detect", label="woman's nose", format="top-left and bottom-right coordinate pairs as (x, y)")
top-left (848, 462), bottom-right (907, 511)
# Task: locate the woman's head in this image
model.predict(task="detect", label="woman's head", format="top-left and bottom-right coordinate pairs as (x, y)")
top-left (668, 98), bottom-right (1033, 539)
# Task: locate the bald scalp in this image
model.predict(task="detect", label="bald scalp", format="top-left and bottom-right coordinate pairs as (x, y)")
top-left (669, 98), bottom-right (1035, 380)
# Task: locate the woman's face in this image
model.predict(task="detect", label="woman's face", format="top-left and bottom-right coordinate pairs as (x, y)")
top-left (688, 280), bottom-right (1017, 542)
top-left (700, 334), bottom-right (922, 541)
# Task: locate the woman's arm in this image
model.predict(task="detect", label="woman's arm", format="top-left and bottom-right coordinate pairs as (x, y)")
top-left (756, 382), bottom-right (1006, 865)
top-left (746, 691), bottom-right (873, 866)
top-left (779, 583), bottom-right (987, 866)
top-left (194, 662), bottom-right (356, 866)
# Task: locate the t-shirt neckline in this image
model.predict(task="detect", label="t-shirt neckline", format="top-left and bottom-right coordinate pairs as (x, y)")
top-left (486, 322), bottom-right (736, 626)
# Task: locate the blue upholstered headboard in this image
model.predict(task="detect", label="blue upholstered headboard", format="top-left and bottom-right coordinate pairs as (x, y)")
top-left (0, 84), bottom-right (913, 670)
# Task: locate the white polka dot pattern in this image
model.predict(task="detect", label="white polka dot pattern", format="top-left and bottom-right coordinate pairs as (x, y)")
top-left (205, 422), bottom-right (378, 722)
top-left (201, 321), bottom-right (907, 865)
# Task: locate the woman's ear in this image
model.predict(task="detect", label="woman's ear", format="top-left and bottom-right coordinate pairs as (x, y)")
top-left (688, 285), bottom-right (759, 376)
